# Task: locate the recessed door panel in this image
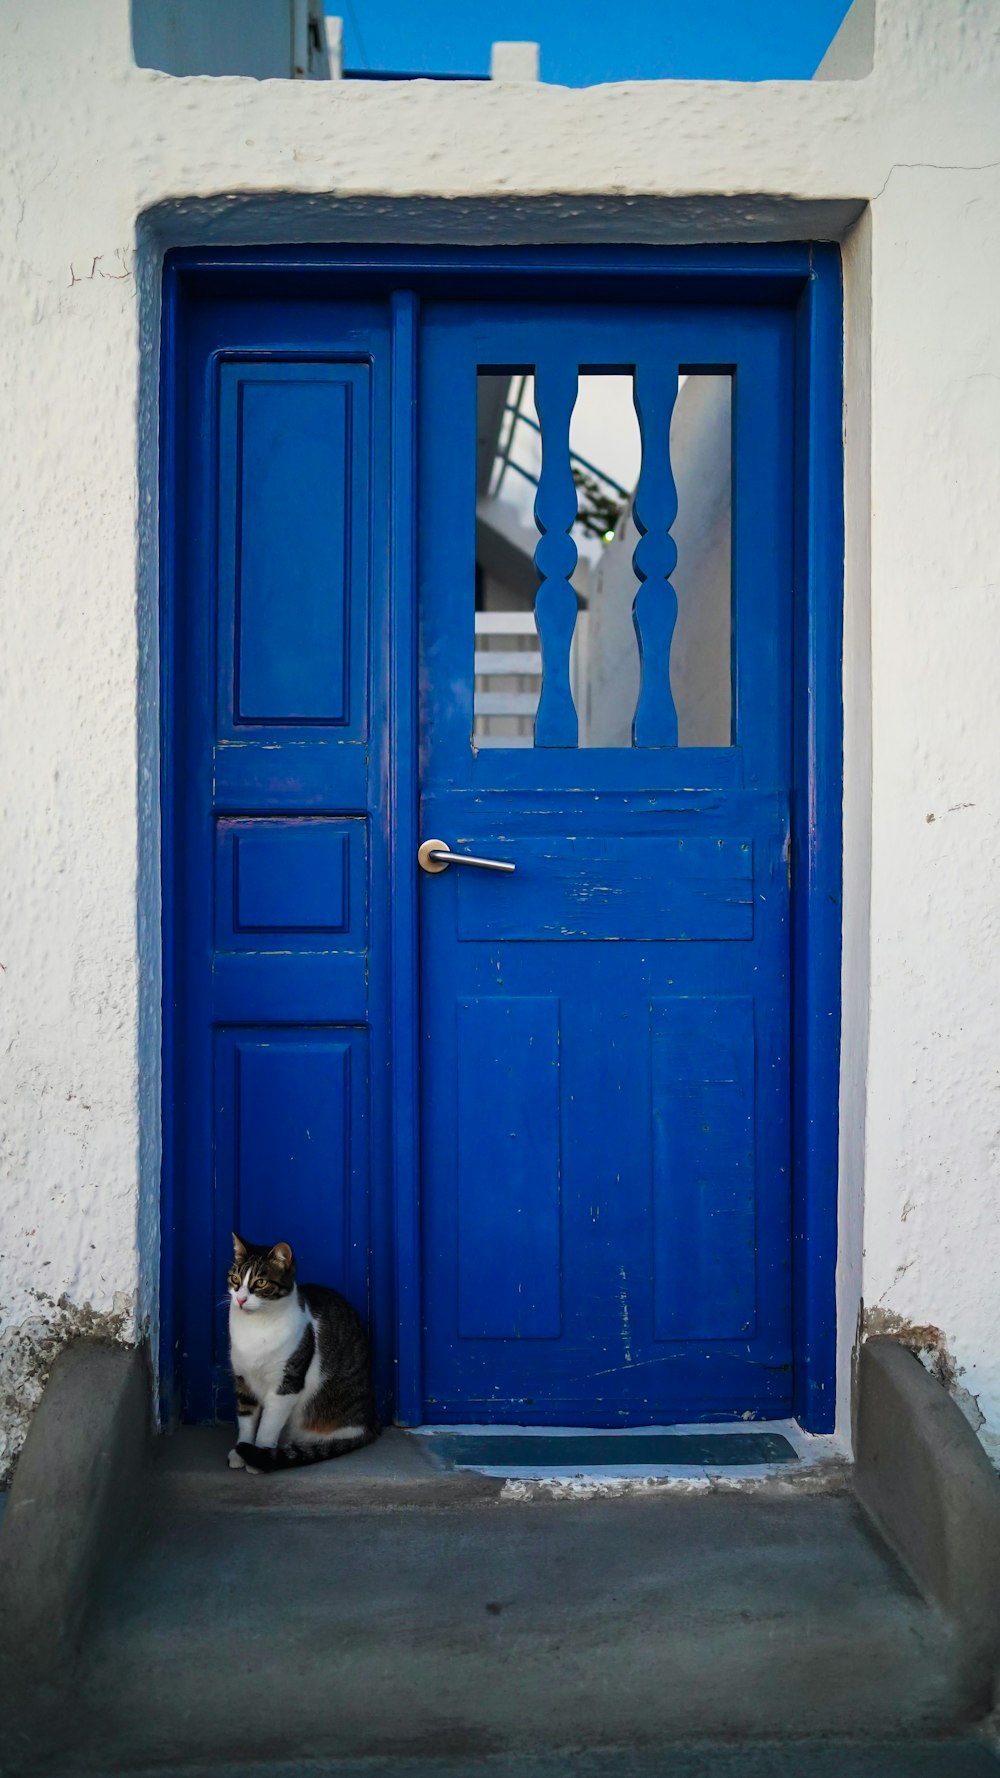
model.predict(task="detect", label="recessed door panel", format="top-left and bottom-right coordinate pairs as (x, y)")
top-left (214, 817), bottom-right (367, 949)
top-left (456, 996), bottom-right (563, 1341)
top-left (217, 361), bottom-right (370, 737)
top-left (651, 995), bottom-right (757, 1342)
top-left (211, 1027), bottom-right (370, 1398)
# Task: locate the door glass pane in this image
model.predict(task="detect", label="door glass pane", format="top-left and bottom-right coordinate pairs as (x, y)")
top-left (572, 372), bottom-right (640, 747)
top-left (474, 367), bottom-right (733, 750)
top-left (670, 373), bottom-right (733, 748)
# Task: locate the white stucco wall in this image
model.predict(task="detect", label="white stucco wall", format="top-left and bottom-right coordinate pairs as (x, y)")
top-left (1, 0), bottom-right (999, 1476)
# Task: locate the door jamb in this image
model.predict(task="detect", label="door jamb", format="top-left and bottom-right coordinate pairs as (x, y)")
top-left (388, 289), bottom-right (423, 1423)
top-left (789, 245), bottom-right (844, 1433)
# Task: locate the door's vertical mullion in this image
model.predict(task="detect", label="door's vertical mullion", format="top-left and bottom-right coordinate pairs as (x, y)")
top-left (388, 289), bottom-right (423, 1424)
top-left (532, 358), bottom-right (580, 747)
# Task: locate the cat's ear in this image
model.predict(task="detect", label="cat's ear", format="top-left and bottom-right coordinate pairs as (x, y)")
top-left (232, 1231), bottom-right (248, 1261)
top-left (269, 1242), bottom-right (293, 1270)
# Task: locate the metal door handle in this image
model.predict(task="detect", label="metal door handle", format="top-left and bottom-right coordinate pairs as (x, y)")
top-left (418, 838), bottom-right (515, 875)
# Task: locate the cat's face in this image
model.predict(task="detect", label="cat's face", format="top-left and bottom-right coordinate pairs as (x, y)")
top-left (228, 1235), bottom-right (295, 1313)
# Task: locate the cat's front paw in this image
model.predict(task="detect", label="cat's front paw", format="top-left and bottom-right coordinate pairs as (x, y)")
top-left (227, 1446), bottom-right (246, 1470)
top-left (236, 1439), bottom-right (268, 1475)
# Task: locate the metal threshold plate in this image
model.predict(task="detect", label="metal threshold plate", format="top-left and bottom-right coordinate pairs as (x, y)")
top-left (424, 1432), bottom-right (798, 1470)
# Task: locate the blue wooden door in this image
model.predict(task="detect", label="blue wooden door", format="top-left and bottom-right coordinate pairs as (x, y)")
top-left (169, 296), bottom-right (393, 1422)
top-left (418, 301), bottom-right (795, 1423)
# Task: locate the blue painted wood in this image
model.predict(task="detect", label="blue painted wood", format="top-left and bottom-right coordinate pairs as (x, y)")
top-left (165, 291), bottom-right (392, 1423)
top-left (454, 834), bottom-right (753, 942)
top-left (213, 741), bottom-right (368, 810)
top-left (229, 1039), bottom-right (352, 1263)
top-left (532, 361), bottom-right (580, 746)
top-left (211, 1029), bottom-right (369, 1411)
top-left (419, 297), bottom-right (796, 1424)
top-left (210, 953), bottom-right (368, 1025)
top-left (164, 243), bottom-right (817, 304)
top-left (217, 362), bottom-right (370, 733)
top-left (651, 997), bottom-right (756, 1340)
top-left (162, 246), bottom-right (842, 1435)
top-left (632, 364), bottom-right (680, 746)
top-left (467, 746), bottom-right (743, 795)
top-left (234, 827), bottom-right (347, 932)
top-left (215, 817), bottom-right (366, 948)
top-left (234, 373), bottom-right (349, 721)
top-left (790, 245), bottom-right (844, 1433)
top-left (388, 289), bottom-right (424, 1425)
top-left (457, 997), bottom-right (562, 1340)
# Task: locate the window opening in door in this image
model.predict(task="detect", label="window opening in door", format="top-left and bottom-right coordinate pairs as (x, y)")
top-left (474, 366), bottom-right (733, 749)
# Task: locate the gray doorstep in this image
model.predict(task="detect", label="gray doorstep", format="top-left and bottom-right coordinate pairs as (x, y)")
top-left (3, 1336), bottom-right (1000, 1777)
top-left (8, 1464), bottom-right (968, 1773)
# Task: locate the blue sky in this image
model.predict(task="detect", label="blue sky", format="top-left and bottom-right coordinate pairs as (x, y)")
top-left (340, 1), bottom-right (854, 83)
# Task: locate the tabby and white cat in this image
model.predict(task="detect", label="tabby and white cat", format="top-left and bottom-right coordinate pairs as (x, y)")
top-left (227, 1233), bottom-right (379, 1473)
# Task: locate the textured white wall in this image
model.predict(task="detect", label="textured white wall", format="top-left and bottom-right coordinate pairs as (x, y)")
top-left (0, 0), bottom-right (998, 1475)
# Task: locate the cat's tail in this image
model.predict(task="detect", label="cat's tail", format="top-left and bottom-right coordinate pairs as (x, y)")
top-left (236, 1426), bottom-right (379, 1472)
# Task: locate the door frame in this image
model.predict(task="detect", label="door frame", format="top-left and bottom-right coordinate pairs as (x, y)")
top-left (159, 244), bottom-right (843, 1434)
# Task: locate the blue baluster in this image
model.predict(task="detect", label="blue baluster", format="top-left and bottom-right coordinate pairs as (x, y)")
top-left (632, 367), bottom-right (680, 747)
top-left (532, 363), bottom-right (579, 748)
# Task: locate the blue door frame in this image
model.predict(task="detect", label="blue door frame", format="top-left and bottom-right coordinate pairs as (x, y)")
top-left (160, 244), bottom-right (843, 1433)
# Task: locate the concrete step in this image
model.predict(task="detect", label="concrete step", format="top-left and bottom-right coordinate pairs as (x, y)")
top-left (150, 1424), bottom-right (508, 1510)
top-left (27, 1428), bottom-right (966, 1775)
top-left (48, 1751), bottom-right (1000, 1778)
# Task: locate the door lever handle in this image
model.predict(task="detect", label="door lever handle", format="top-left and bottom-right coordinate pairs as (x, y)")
top-left (418, 838), bottom-right (515, 876)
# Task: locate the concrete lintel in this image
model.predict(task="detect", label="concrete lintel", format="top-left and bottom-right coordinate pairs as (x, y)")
top-left (141, 192), bottom-right (867, 252)
top-left (0, 1339), bottom-right (150, 1679)
top-left (855, 1336), bottom-right (1000, 1715)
